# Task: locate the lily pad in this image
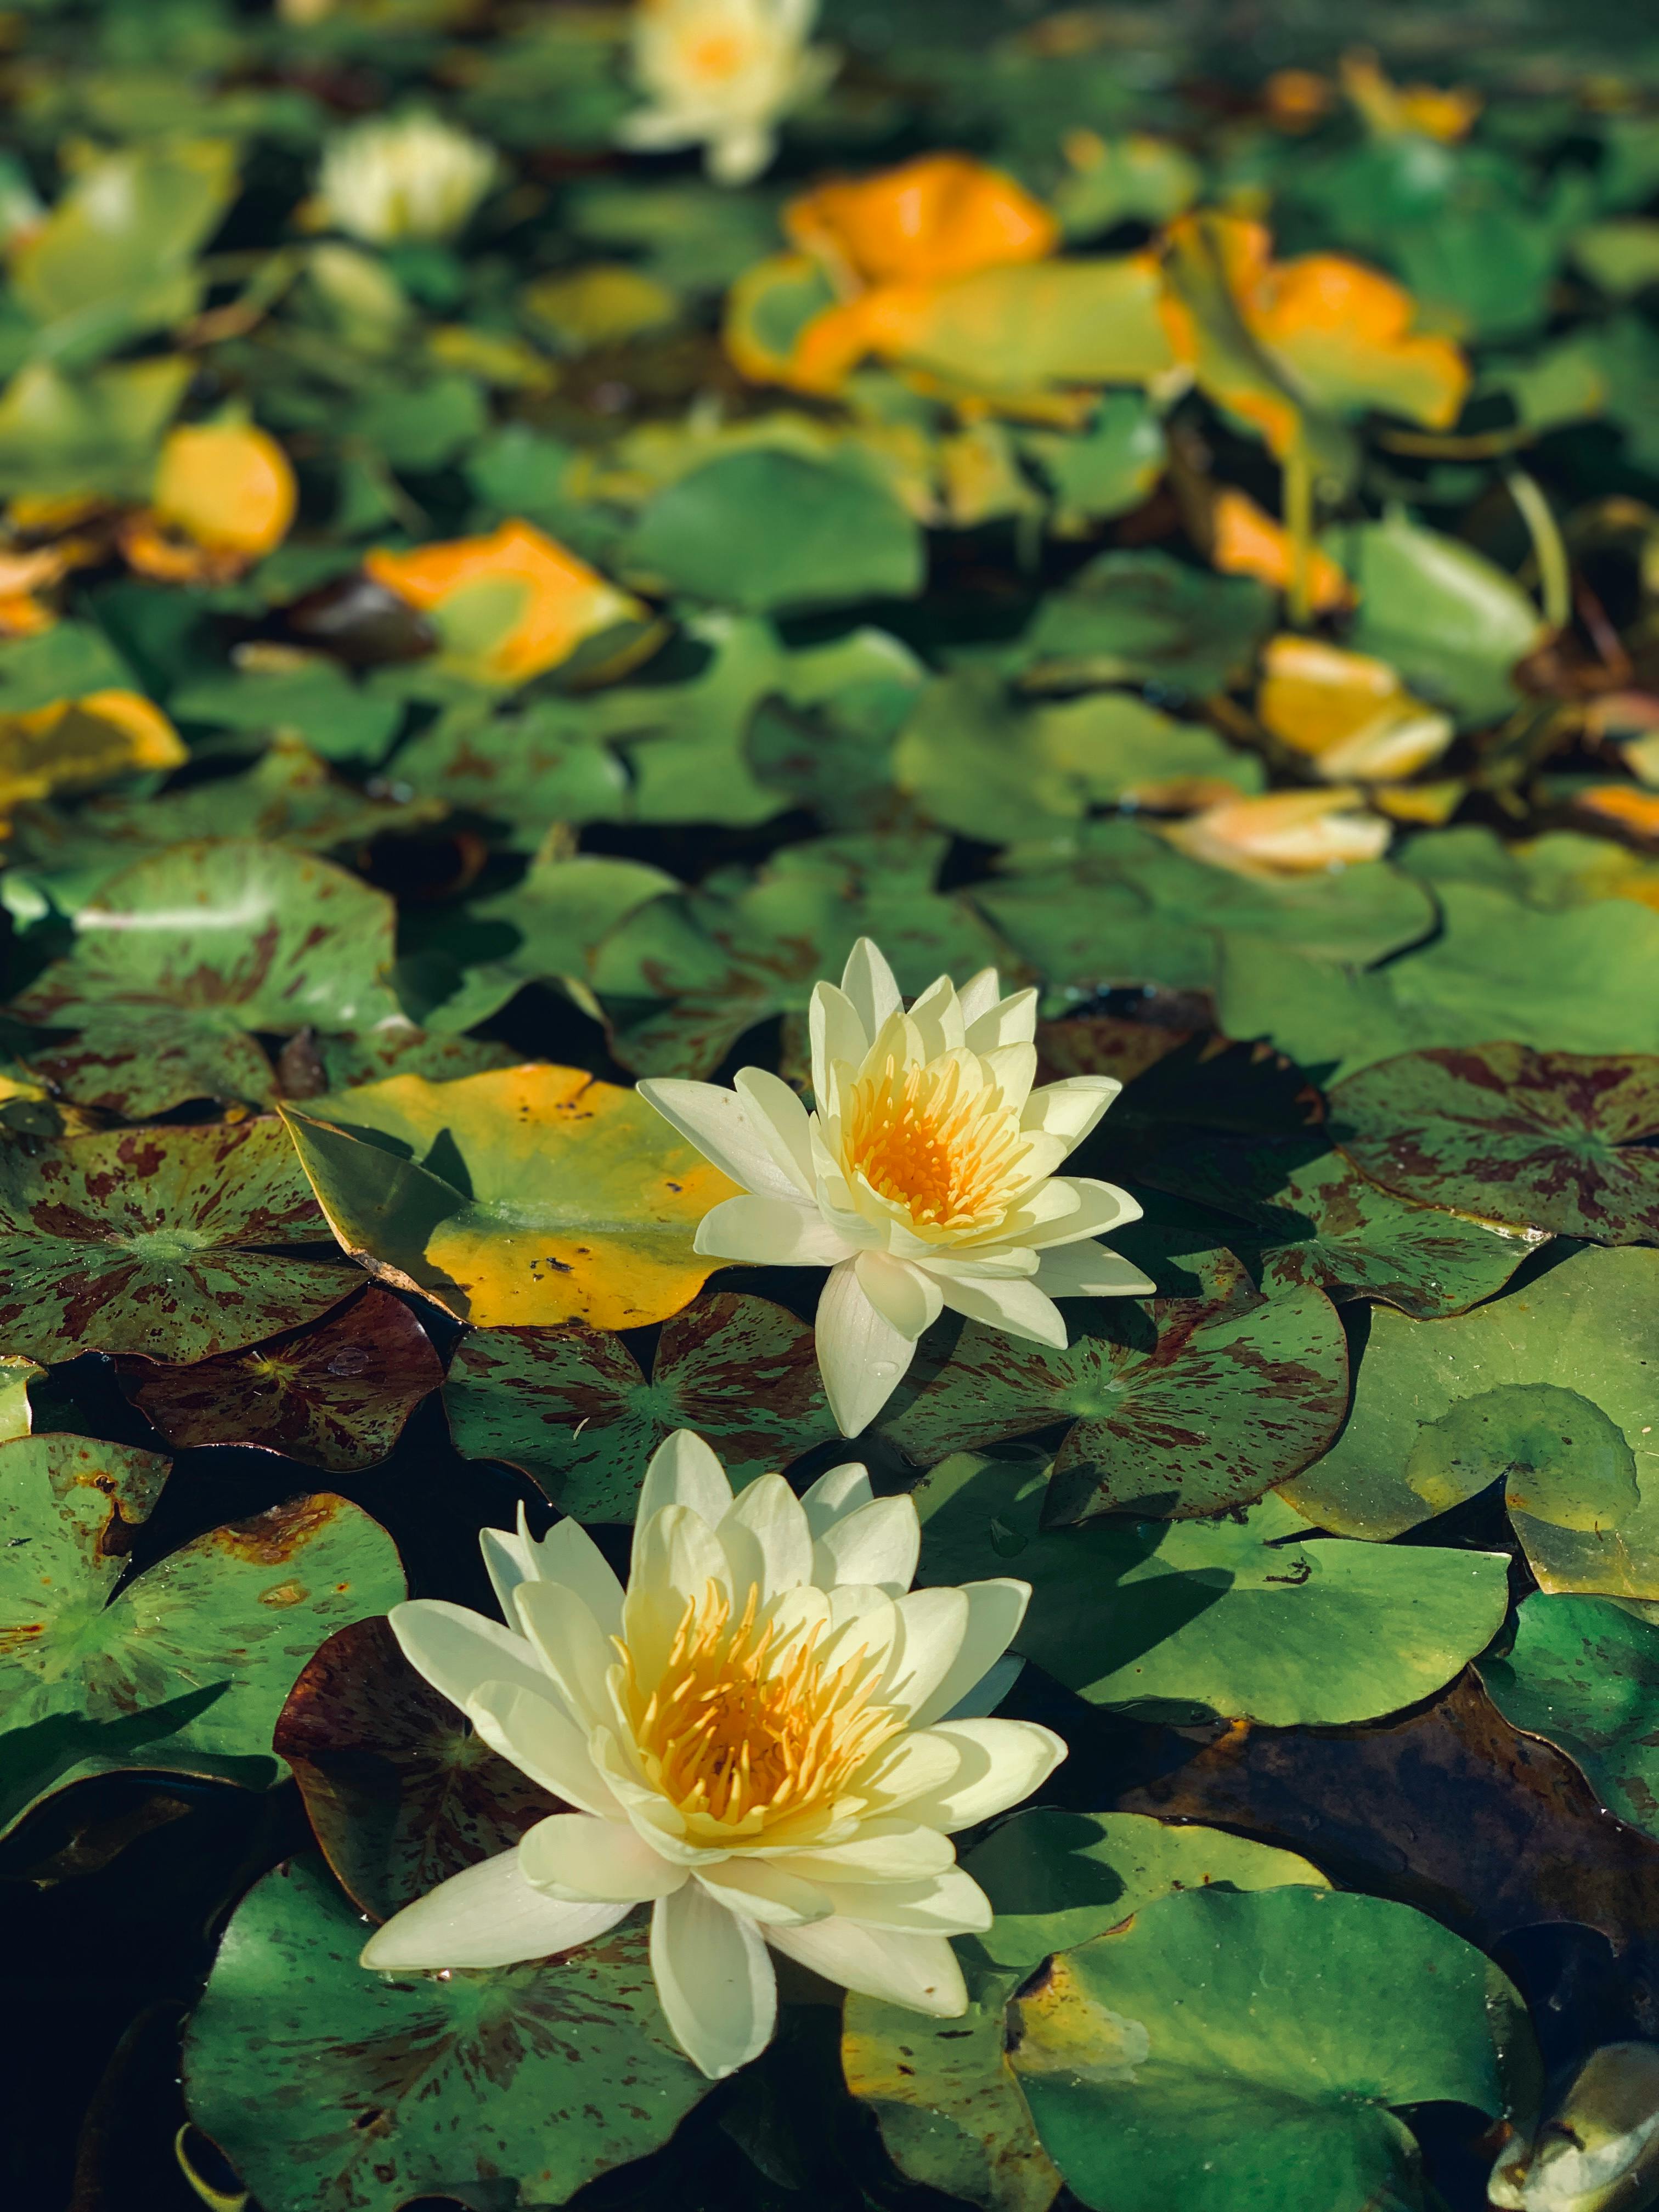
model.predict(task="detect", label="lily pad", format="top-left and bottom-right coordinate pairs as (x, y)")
top-left (1007, 551), bottom-right (1274, 698)
top-left (1009, 1884), bottom-right (1537, 2212)
top-left (0, 1440), bottom-right (404, 1838)
top-left (123, 1286), bottom-right (443, 1472)
top-left (1282, 1245), bottom-right (1659, 1596)
top-left (387, 693), bottom-right (631, 839)
top-left (915, 1452), bottom-right (1510, 1725)
top-left (844, 1810), bottom-right (1327, 2212)
top-left (282, 1064), bottom-right (737, 1329)
top-left (1331, 1045), bottom-right (1659, 1243)
top-left (445, 1291), bottom-right (836, 1515)
top-left (274, 1615), bottom-right (555, 1921)
top-left (1481, 1593), bottom-right (1659, 1844)
top-left (883, 1252), bottom-right (1348, 1522)
top-left (182, 1860), bottom-right (710, 2212)
top-left (0, 1118), bottom-right (353, 1363)
top-left (8, 839), bottom-right (403, 1115)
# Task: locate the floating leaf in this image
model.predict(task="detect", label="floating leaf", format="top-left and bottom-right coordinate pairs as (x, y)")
top-left (1009, 551), bottom-right (1273, 699)
top-left (1331, 1045), bottom-right (1659, 1243)
top-left (1283, 1245), bottom-right (1659, 1597)
top-left (1009, 1886), bottom-right (1535, 2212)
top-left (8, 839), bottom-right (402, 1114)
top-left (916, 1452), bottom-right (1510, 1725)
top-left (883, 1254), bottom-right (1348, 1522)
top-left (123, 1287), bottom-right (442, 1472)
top-left (170, 662), bottom-right (405, 764)
top-left (0, 1118), bottom-right (352, 1364)
top-left (844, 1811), bottom-right (1325, 2212)
top-left (182, 1861), bottom-right (710, 2212)
top-left (0, 1355), bottom-right (41, 1442)
top-left (274, 1616), bottom-right (554, 1921)
top-left (445, 1291), bottom-right (835, 1515)
top-left (283, 1064), bottom-right (737, 1329)
top-left (0, 1443), bottom-right (404, 1837)
top-left (1481, 1594), bottom-right (1659, 1844)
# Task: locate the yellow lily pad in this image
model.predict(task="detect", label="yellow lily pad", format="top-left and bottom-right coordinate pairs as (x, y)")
top-left (281, 1065), bottom-right (738, 1329)
top-left (0, 687), bottom-right (184, 819)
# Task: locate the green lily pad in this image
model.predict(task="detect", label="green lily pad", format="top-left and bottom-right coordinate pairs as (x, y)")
top-left (628, 448), bottom-right (924, 615)
top-left (282, 1063), bottom-right (735, 1330)
top-left (1282, 1245), bottom-right (1659, 1597)
top-left (122, 1286), bottom-right (443, 1472)
top-left (0, 1117), bottom-right (353, 1363)
top-left (1137, 1137), bottom-right (1536, 1316)
top-left (1009, 1885), bottom-right (1537, 2212)
top-left (0, 1355), bottom-right (41, 1442)
top-left (844, 1810), bottom-right (1326, 2212)
top-left (182, 1860), bottom-right (710, 2212)
top-left (460, 849), bottom-right (679, 1004)
top-left (884, 1252), bottom-right (1347, 1522)
top-left (915, 1452), bottom-right (1510, 1724)
top-left (0, 1439), bottom-right (404, 1838)
top-left (591, 831), bottom-right (1010, 1080)
top-left (894, 670), bottom-right (1261, 844)
top-left (1019, 392), bottom-right (1169, 532)
top-left (274, 1615), bottom-right (555, 1921)
top-left (387, 693), bottom-right (631, 838)
top-left (445, 1291), bottom-right (836, 1515)
top-left (1007, 551), bottom-right (1273, 699)
top-left (1331, 1045), bottom-right (1659, 1243)
top-left (171, 664), bottom-right (406, 765)
top-left (1480, 1593), bottom-right (1659, 1843)
top-left (8, 839), bottom-right (403, 1115)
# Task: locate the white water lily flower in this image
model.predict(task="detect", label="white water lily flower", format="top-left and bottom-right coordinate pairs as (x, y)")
top-left (617, 0), bottom-right (839, 188)
top-left (639, 940), bottom-right (1152, 1437)
top-left (318, 114), bottom-right (499, 246)
top-left (361, 1431), bottom-right (1064, 2080)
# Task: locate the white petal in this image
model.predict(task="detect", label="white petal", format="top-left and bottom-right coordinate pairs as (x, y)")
top-left (850, 1727), bottom-right (963, 1813)
top-left (1033, 1240), bottom-right (1156, 1298)
top-left (624, 1502), bottom-right (731, 1681)
top-left (812, 1866), bottom-right (993, 1933)
top-left (389, 1599), bottom-right (549, 1712)
top-left (894, 1718), bottom-right (1068, 1831)
top-left (479, 1504), bottom-right (540, 1621)
top-left (883, 1586), bottom-right (971, 1723)
top-left (635, 1429), bottom-right (734, 1542)
top-left (636, 1078), bottom-right (802, 1200)
top-left (810, 1494), bottom-right (920, 1598)
top-left (955, 967), bottom-right (1003, 1028)
top-left (853, 1249), bottom-right (944, 1341)
top-left (694, 1192), bottom-right (853, 1266)
top-left (706, 123), bottom-right (774, 188)
top-left (810, 980), bottom-right (871, 1104)
top-left (465, 1681), bottom-right (622, 1817)
top-left (1015, 1177), bottom-right (1143, 1250)
top-left (784, 1820), bottom-right (956, 1882)
top-left (360, 1849), bottom-right (630, 1970)
top-left (905, 974), bottom-right (966, 1060)
top-left (765, 1920), bottom-right (967, 2017)
top-left (651, 1881), bottom-right (777, 2079)
top-left (520, 1812), bottom-right (687, 1901)
top-left (693, 1859), bottom-right (833, 1927)
top-left (1019, 1075), bottom-right (1122, 1149)
top-left (732, 1067), bottom-right (816, 1195)
top-left (718, 1472), bottom-right (814, 1595)
top-left (963, 985), bottom-right (1037, 1053)
top-left (840, 938), bottom-right (902, 1041)
top-left (909, 1579), bottom-right (1030, 1729)
top-left (815, 1257), bottom-right (916, 1436)
top-left (799, 1460), bottom-right (874, 1537)
top-left (530, 1514), bottom-right (627, 1638)
top-left (935, 1274), bottom-right (1068, 1348)
top-left (512, 1582), bottom-right (618, 1728)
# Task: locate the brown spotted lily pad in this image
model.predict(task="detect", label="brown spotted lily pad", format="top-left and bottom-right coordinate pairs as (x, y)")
top-left (444, 1291), bottom-right (836, 1516)
top-left (0, 1118), bottom-right (355, 1364)
top-left (123, 1287), bottom-right (443, 1471)
top-left (1332, 1045), bottom-right (1659, 1243)
top-left (275, 1615), bottom-right (555, 1922)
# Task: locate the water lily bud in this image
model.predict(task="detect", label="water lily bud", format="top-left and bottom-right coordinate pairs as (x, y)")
top-left (317, 113), bottom-right (498, 245)
top-left (1489, 2042), bottom-right (1659, 2211)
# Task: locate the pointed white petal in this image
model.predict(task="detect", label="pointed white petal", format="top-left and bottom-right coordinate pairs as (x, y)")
top-left (1019, 1075), bottom-right (1122, 1149)
top-left (636, 1078), bottom-right (801, 1200)
top-left (1033, 1240), bottom-right (1156, 1298)
top-left (963, 985), bottom-right (1037, 1053)
top-left (511, 1582), bottom-right (618, 1728)
top-left (955, 967), bottom-right (1003, 1028)
top-left (815, 1258), bottom-right (916, 1436)
top-left (693, 1860), bottom-right (833, 1927)
top-left (732, 1067), bottom-right (816, 1195)
top-left (813, 1866), bottom-right (994, 1933)
top-left (810, 1494), bottom-right (920, 1598)
top-left (1016, 1178), bottom-right (1143, 1250)
top-left (694, 1193), bottom-right (853, 1266)
top-left (389, 1599), bottom-right (549, 1713)
top-left (624, 1502), bottom-right (731, 1681)
top-left (939, 1653), bottom-right (1025, 1721)
top-left (799, 1460), bottom-right (874, 1537)
top-left (718, 1472), bottom-right (814, 1595)
top-left (905, 974), bottom-right (965, 1061)
top-left (840, 938), bottom-right (902, 1040)
top-left (853, 1249), bottom-right (944, 1341)
top-left (479, 1503), bottom-right (540, 1621)
top-left (464, 1681), bottom-right (622, 1817)
top-left (765, 1920), bottom-right (967, 2016)
top-left (636, 1430), bottom-right (734, 1543)
top-left (530, 1515), bottom-right (627, 1638)
top-left (650, 1882), bottom-right (777, 2079)
top-left (520, 1812), bottom-right (687, 1901)
top-left (360, 1849), bottom-right (630, 1970)
top-left (850, 1728), bottom-right (963, 1813)
top-left (810, 981), bottom-right (870, 1104)
top-left (784, 1820), bottom-right (956, 1882)
top-left (893, 1719), bottom-right (1068, 1831)
top-left (909, 1579), bottom-right (1030, 1729)
top-left (882, 1586), bottom-right (971, 1722)
top-left (935, 1274), bottom-right (1069, 1348)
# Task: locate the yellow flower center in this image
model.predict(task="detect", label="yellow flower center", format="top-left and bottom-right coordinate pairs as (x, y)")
top-left (686, 30), bottom-right (750, 79)
top-left (845, 1054), bottom-right (1030, 1228)
top-left (625, 1583), bottom-right (899, 1832)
